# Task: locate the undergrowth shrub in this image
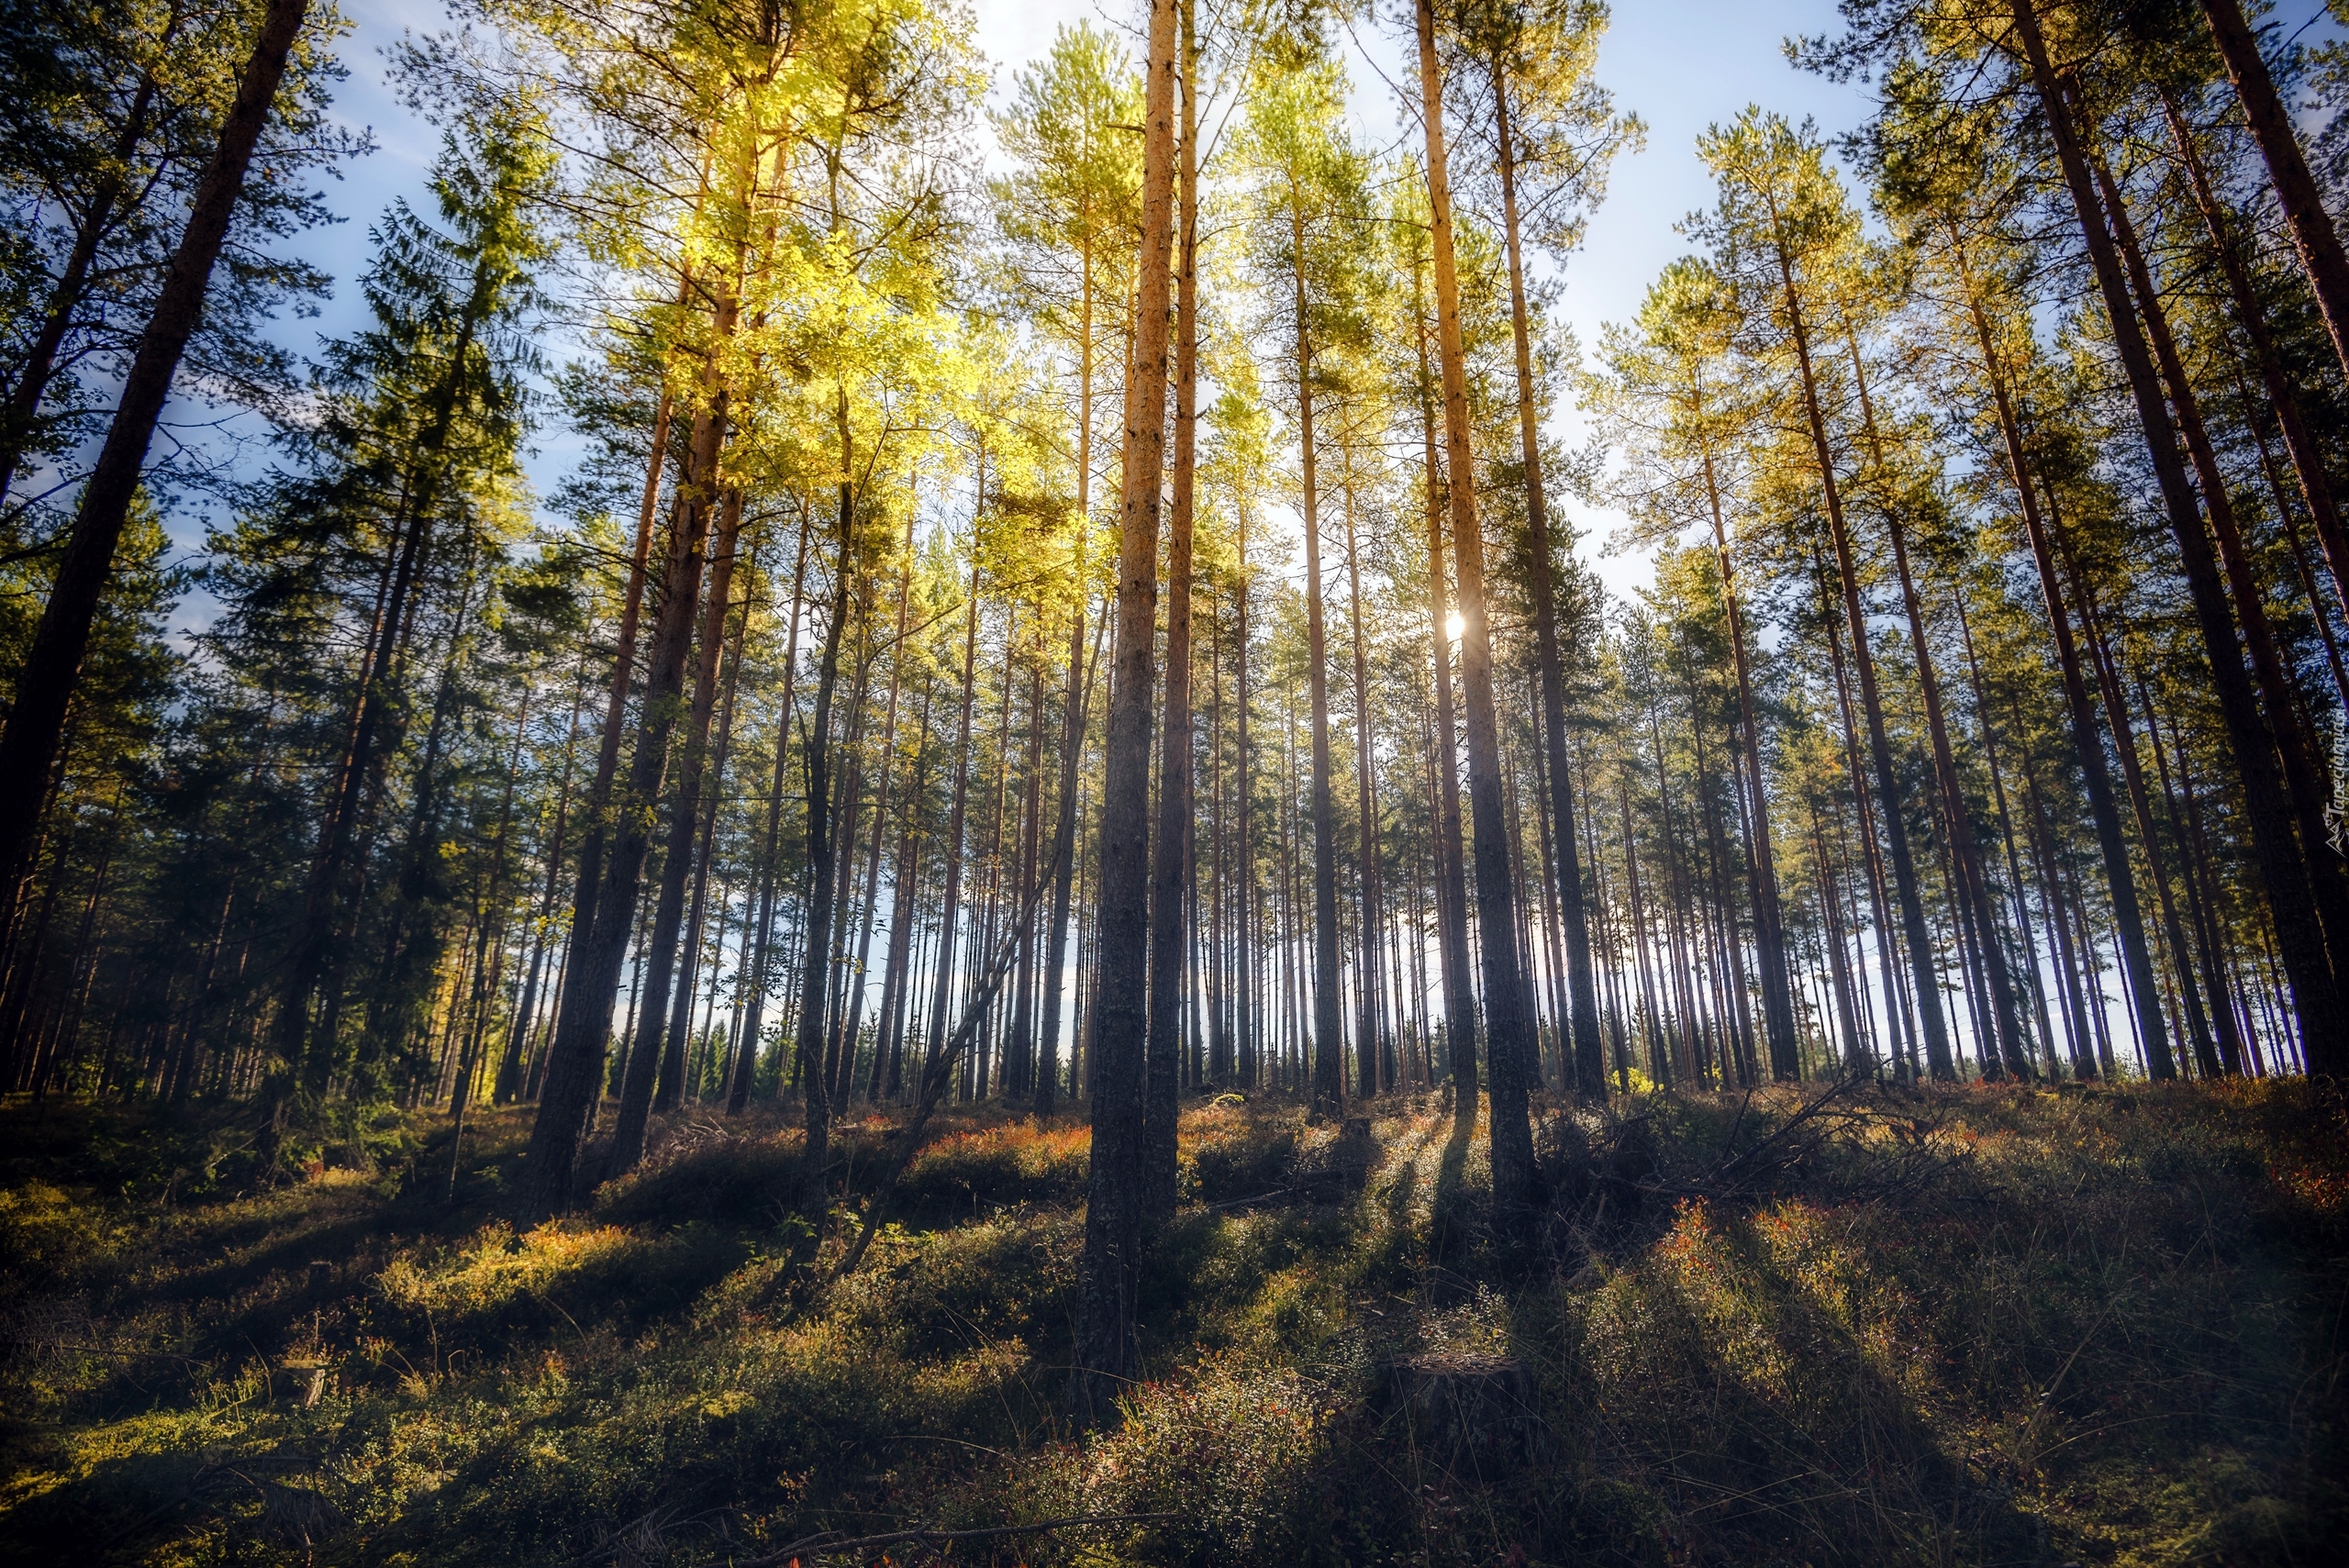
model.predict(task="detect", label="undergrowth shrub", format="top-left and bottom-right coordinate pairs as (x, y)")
top-left (896, 1119), bottom-right (1089, 1216)
top-left (1, 1083), bottom-right (2342, 1567)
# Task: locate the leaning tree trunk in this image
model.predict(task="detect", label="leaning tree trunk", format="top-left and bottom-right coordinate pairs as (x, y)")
top-left (2196, 0), bottom-right (2349, 387)
top-left (2008, 0), bottom-right (2343, 1074)
top-left (0, 0), bottom-right (312, 907)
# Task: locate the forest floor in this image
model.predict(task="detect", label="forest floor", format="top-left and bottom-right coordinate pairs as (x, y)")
top-left (0, 1076), bottom-right (2343, 1567)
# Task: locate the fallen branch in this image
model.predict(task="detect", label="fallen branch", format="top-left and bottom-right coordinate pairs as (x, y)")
top-left (733, 1510), bottom-right (1190, 1566)
top-left (833, 822), bottom-right (1070, 1280)
top-left (1642, 1075), bottom-right (1872, 1199)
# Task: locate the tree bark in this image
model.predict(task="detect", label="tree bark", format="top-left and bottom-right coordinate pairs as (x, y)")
top-left (2196, 0), bottom-right (2349, 386)
top-left (2009, 0), bottom-right (2342, 1072)
top-left (1418, 0), bottom-right (1537, 1201)
top-left (1068, 0), bottom-right (1175, 1421)
top-left (1144, 1), bottom-right (1200, 1216)
top-left (0, 0), bottom-right (311, 906)
top-left (1491, 71), bottom-right (1610, 1098)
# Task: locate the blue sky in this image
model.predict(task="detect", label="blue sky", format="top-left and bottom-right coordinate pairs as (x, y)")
top-left (252, 0), bottom-right (1877, 608)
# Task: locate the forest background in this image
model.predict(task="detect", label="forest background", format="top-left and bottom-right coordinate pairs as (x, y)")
top-left (7, 0), bottom-right (2349, 1561)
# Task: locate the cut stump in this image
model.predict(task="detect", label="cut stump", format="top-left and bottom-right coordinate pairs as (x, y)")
top-left (1379, 1352), bottom-right (1553, 1475)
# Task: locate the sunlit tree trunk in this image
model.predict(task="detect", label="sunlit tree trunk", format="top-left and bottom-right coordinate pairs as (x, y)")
top-left (1418, 0), bottom-right (1537, 1199)
top-left (1067, 0), bottom-right (1174, 1417)
top-left (1143, 0), bottom-right (1200, 1214)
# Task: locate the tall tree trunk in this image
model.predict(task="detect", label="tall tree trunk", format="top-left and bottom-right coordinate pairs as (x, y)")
top-left (1341, 447), bottom-right (1386, 1097)
top-left (607, 477), bottom-right (746, 1175)
top-left (730, 512), bottom-right (813, 1111)
top-left (2009, 0), bottom-right (2343, 1073)
top-left (1067, 0), bottom-right (1176, 1427)
top-left (1418, 0), bottom-right (1536, 1200)
top-left (1770, 246), bottom-right (1951, 1079)
top-left (1696, 447), bottom-right (1799, 1079)
top-left (1413, 268), bottom-right (1478, 1128)
top-left (1143, 0), bottom-right (1200, 1217)
top-left (792, 476), bottom-right (858, 1211)
top-left (1234, 508), bottom-right (1255, 1087)
top-left (497, 673), bottom-right (586, 1103)
top-left (2073, 585), bottom-right (2223, 1076)
top-left (1491, 69), bottom-right (1609, 1098)
top-left (664, 583), bottom-right (752, 1103)
top-left (0, 0), bottom-right (311, 902)
top-left (1946, 232), bottom-right (2176, 1078)
top-left (519, 357), bottom-right (725, 1216)
top-left (2162, 90), bottom-right (2349, 629)
top-left (1844, 339), bottom-right (2030, 1078)
top-left (1951, 586), bottom-right (2069, 1077)
top-left (2086, 133), bottom-right (2349, 985)
top-left (1289, 195), bottom-right (1346, 1118)
top-left (2194, 0), bottom-right (2349, 385)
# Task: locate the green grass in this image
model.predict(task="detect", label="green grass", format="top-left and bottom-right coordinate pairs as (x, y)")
top-left (0, 1078), bottom-right (2343, 1565)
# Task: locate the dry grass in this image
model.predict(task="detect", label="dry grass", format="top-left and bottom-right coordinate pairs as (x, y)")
top-left (0, 1077), bottom-right (2342, 1565)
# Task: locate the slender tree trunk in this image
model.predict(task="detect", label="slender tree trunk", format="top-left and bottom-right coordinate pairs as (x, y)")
top-left (2163, 91), bottom-right (2349, 630)
top-left (664, 575), bottom-right (753, 1103)
top-left (1492, 71), bottom-right (1609, 1099)
top-left (2195, 0), bottom-right (2349, 385)
top-left (730, 512), bottom-right (813, 1111)
top-left (2143, 684), bottom-right (2248, 1073)
top-left (1845, 341), bottom-right (2030, 1077)
top-left (2086, 136), bottom-right (2349, 984)
top-left (1947, 235), bottom-right (2176, 1077)
top-left (2009, 0), bottom-right (2343, 1073)
top-left (1412, 266), bottom-right (1478, 1130)
top-left (1696, 449), bottom-right (1798, 1079)
top-left (1340, 441), bottom-right (1389, 1099)
top-left (1770, 248), bottom-right (1950, 1078)
top-left (1287, 195), bottom-right (1346, 1118)
top-left (1143, 0), bottom-right (1200, 1216)
top-left (0, 0), bottom-right (311, 902)
top-left (519, 343), bottom-right (725, 1216)
top-left (791, 473), bottom-right (860, 1210)
top-left (607, 476), bottom-right (746, 1174)
top-left (1419, 0), bottom-right (1536, 1196)
top-left (1068, 0), bottom-right (1176, 1426)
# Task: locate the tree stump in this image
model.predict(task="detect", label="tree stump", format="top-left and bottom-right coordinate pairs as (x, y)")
top-left (1335, 1116), bottom-right (1376, 1188)
top-left (1380, 1352), bottom-right (1553, 1476)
